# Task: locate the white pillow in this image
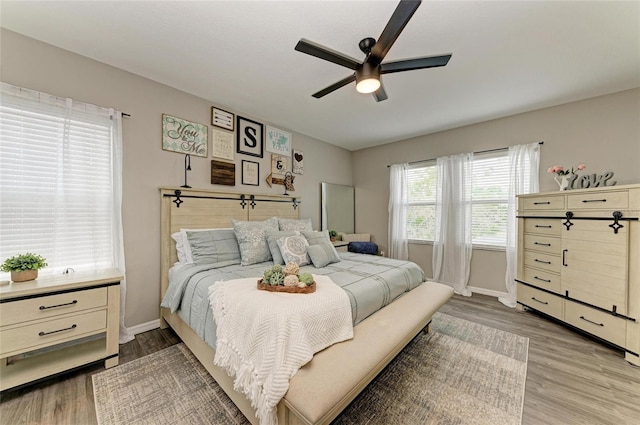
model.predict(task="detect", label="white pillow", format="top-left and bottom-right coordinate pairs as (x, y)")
top-left (171, 228), bottom-right (232, 264)
top-left (276, 235), bottom-right (310, 266)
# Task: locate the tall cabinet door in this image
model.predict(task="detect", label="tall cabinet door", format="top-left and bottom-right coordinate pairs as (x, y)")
top-left (561, 220), bottom-right (629, 315)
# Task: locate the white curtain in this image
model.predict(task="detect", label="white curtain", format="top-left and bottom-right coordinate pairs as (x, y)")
top-left (388, 163), bottom-right (409, 260)
top-left (499, 142), bottom-right (540, 307)
top-left (111, 110), bottom-right (133, 343)
top-left (432, 153), bottom-right (473, 296)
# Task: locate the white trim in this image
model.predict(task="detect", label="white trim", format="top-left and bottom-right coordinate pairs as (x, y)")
top-left (126, 319), bottom-right (161, 337)
top-left (467, 286), bottom-right (508, 298)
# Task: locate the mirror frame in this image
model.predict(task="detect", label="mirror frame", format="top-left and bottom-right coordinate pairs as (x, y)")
top-left (320, 182), bottom-right (355, 234)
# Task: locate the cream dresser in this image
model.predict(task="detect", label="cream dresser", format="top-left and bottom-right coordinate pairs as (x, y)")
top-left (0, 268), bottom-right (122, 390)
top-left (516, 184), bottom-right (639, 366)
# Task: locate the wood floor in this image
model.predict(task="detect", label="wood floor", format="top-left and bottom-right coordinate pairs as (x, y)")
top-left (1, 293), bottom-right (639, 424)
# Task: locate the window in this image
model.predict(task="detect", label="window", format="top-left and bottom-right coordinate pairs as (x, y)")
top-left (406, 151), bottom-right (512, 247)
top-left (0, 84), bottom-right (117, 279)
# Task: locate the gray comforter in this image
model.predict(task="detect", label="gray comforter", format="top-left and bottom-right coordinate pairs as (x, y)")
top-left (160, 252), bottom-right (425, 349)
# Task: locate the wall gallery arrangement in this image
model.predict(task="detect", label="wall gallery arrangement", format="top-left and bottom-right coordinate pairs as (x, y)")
top-left (163, 107), bottom-right (299, 191)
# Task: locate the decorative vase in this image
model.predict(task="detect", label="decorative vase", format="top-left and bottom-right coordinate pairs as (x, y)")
top-left (11, 270), bottom-right (38, 282)
top-left (554, 174), bottom-right (572, 191)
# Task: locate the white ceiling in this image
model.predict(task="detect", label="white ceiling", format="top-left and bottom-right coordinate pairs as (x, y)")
top-left (1, 1), bottom-right (639, 151)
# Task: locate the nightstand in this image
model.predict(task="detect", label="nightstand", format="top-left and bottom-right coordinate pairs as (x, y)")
top-left (332, 240), bottom-right (349, 252)
top-left (0, 268), bottom-right (122, 391)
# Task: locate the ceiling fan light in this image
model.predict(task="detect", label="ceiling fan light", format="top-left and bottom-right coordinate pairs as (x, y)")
top-left (356, 63), bottom-right (381, 94)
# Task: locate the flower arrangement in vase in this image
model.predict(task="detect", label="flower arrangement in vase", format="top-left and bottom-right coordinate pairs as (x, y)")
top-left (547, 164), bottom-right (586, 191)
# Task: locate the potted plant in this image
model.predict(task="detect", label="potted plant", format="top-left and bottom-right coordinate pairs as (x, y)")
top-left (328, 230), bottom-right (338, 242)
top-left (1, 253), bottom-right (48, 282)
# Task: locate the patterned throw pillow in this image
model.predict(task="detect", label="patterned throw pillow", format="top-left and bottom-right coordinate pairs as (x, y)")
top-left (278, 217), bottom-right (313, 232)
top-left (232, 217), bottom-right (279, 266)
top-left (276, 235), bottom-right (310, 266)
top-left (266, 230), bottom-right (300, 265)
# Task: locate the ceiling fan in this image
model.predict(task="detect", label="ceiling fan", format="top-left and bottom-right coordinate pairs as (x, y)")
top-left (295, 0), bottom-right (451, 102)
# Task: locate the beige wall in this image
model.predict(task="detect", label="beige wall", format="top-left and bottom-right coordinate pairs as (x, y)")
top-left (353, 88), bottom-right (640, 293)
top-left (0, 29), bottom-right (353, 328)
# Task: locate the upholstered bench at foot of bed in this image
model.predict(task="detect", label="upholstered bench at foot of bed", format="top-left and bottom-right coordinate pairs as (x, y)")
top-left (280, 281), bottom-right (454, 425)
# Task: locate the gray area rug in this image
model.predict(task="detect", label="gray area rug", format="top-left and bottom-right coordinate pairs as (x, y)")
top-left (93, 313), bottom-right (528, 425)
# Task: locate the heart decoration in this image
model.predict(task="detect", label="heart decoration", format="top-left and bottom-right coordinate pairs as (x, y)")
top-left (294, 152), bottom-right (304, 162)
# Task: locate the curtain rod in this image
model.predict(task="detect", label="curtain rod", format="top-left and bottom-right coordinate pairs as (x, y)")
top-left (386, 141), bottom-right (543, 168)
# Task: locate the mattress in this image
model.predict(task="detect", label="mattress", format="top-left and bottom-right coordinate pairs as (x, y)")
top-left (161, 252), bottom-right (426, 349)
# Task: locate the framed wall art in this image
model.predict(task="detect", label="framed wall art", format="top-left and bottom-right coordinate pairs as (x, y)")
top-left (211, 160), bottom-right (235, 186)
top-left (211, 107), bottom-right (234, 131)
top-left (242, 160), bottom-right (260, 186)
top-left (292, 149), bottom-right (304, 175)
top-left (211, 129), bottom-right (234, 161)
top-left (271, 154), bottom-right (288, 175)
top-left (236, 116), bottom-right (263, 158)
top-left (266, 126), bottom-right (291, 156)
top-left (162, 114), bottom-right (208, 157)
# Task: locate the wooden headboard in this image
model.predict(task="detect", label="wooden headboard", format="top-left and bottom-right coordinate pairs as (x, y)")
top-left (159, 187), bottom-right (300, 299)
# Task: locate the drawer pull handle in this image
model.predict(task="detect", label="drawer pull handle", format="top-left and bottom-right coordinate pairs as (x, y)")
top-left (534, 242), bottom-right (551, 247)
top-left (38, 324), bottom-right (77, 336)
top-left (533, 201), bottom-right (551, 205)
top-left (531, 297), bottom-right (548, 305)
top-left (39, 300), bottom-right (78, 310)
top-left (534, 225), bottom-right (552, 229)
top-left (534, 259), bottom-right (551, 265)
top-left (562, 249), bottom-right (568, 267)
top-left (582, 199), bottom-right (607, 203)
top-left (534, 276), bottom-right (551, 283)
top-left (579, 316), bottom-right (604, 327)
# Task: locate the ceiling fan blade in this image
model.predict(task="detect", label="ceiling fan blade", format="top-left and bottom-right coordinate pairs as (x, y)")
top-left (372, 84), bottom-right (388, 102)
top-left (381, 54), bottom-right (451, 74)
top-left (312, 74), bottom-right (356, 98)
top-left (369, 0), bottom-right (421, 65)
top-left (295, 38), bottom-right (361, 70)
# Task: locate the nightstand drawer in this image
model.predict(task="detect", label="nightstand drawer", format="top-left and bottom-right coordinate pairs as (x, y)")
top-left (1, 287), bottom-right (107, 327)
top-left (564, 301), bottom-right (626, 347)
top-left (523, 234), bottom-right (560, 255)
top-left (524, 219), bottom-right (562, 236)
top-left (523, 267), bottom-right (561, 293)
top-left (517, 283), bottom-right (563, 319)
top-left (0, 310), bottom-right (107, 356)
top-left (567, 191), bottom-right (628, 210)
top-left (523, 251), bottom-right (561, 273)
top-left (521, 195), bottom-right (564, 210)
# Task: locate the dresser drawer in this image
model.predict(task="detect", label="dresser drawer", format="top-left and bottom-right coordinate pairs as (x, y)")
top-left (567, 190), bottom-right (628, 210)
top-left (524, 251), bottom-right (561, 273)
top-left (521, 195), bottom-right (564, 211)
top-left (523, 267), bottom-right (561, 293)
top-left (0, 310), bottom-right (107, 356)
top-left (564, 301), bottom-right (626, 347)
top-left (0, 287), bottom-right (107, 327)
top-left (517, 283), bottom-right (563, 319)
top-left (523, 219), bottom-right (562, 236)
top-left (523, 234), bottom-right (560, 255)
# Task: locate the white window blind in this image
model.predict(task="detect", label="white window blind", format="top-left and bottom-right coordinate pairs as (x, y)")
top-left (0, 85), bottom-right (115, 279)
top-left (405, 151), bottom-right (515, 247)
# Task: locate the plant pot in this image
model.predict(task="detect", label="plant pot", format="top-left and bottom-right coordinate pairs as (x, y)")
top-left (11, 270), bottom-right (38, 282)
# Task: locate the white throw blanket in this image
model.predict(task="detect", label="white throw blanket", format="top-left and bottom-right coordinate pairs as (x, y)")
top-left (208, 274), bottom-right (353, 425)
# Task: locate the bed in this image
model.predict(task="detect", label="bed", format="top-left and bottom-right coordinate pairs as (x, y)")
top-left (159, 187), bottom-right (454, 425)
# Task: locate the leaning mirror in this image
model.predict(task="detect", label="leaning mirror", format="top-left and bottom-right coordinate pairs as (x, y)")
top-left (321, 182), bottom-right (355, 234)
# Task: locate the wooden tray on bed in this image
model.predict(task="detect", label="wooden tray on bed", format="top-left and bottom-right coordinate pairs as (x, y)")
top-left (257, 279), bottom-right (316, 294)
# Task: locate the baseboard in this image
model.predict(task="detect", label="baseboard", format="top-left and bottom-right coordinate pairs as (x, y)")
top-left (467, 286), bottom-right (508, 298)
top-left (127, 319), bottom-right (161, 336)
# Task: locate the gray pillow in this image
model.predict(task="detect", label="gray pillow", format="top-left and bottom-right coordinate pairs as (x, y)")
top-left (232, 217), bottom-right (279, 265)
top-left (266, 230), bottom-right (300, 265)
top-left (307, 244), bottom-right (341, 268)
top-left (278, 217), bottom-right (313, 232)
top-left (276, 235), bottom-right (310, 266)
top-left (186, 229), bottom-right (241, 264)
top-left (302, 230), bottom-right (341, 267)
